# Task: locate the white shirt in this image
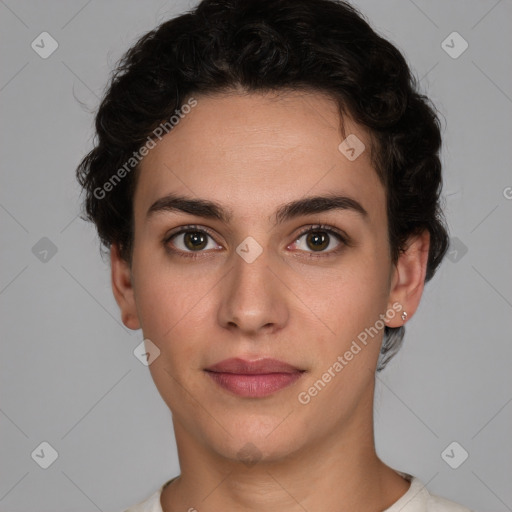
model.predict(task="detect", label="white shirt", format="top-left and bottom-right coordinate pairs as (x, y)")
top-left (124, 473), bottom-right (472, 512)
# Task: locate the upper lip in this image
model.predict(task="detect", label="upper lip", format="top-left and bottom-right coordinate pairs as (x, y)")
top-left (205, 357), bottom-right (303, 374)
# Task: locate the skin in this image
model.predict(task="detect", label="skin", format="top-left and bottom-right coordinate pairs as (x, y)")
top-left (111, 89), bottom-right (430, 512)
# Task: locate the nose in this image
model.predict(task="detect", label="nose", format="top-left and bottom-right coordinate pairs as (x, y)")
top-left (217, 245), bottom-right (289, 336)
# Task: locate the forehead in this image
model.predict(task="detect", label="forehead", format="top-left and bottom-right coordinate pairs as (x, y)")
top-left (134, 90), bottom-right (385, 222)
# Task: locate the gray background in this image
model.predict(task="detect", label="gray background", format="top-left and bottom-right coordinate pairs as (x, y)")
top-left (1, 0), bottom-right (511, 511)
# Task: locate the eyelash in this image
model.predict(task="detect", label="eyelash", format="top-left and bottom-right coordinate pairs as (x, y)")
top-left (163, 224), bottom-right (350, 260)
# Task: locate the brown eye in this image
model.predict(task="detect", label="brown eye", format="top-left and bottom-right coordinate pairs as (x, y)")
top-left (166, 228), bottom-right (220, 254)
top-left (183, 231), bottom-right (208, 251)
top-left (291, 226), bottom-right (345, 255)
top-left (305, 231), bottom-right (330, 251)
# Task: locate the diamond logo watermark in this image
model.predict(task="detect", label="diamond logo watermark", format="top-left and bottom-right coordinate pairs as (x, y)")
top-left (338, 134), bottom-right (365, 161)
top-left (134, 338), bottom-right (161, 366)
top-left (446, 237), bottom-right (468, 263)
top-left (31, 441), bottom-right (59, 469)
top-left (32, 237), bottom-right (58, 263)
top-left (441, 32), bottom-right (468, 59)
top-left (441, 441), bottom-right (469, 469)
top-left (31, 32), bottom-right (59, 59)
top-left (236, 236), bottom-right (263, 263)
top-left (237, 442), bottom-right (262, 467)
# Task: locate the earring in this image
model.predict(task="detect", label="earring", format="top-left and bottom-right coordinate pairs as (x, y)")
top-left (401, 311), bottom-right (408, 322)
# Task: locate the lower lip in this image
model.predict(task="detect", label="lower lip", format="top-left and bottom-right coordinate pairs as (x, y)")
top-left (205, 371), bottom-right (303, 398)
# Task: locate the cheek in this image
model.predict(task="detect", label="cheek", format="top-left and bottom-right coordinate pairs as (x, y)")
top-left (132, 245), bottom-right (195, 330)
top-left (298, 252), bottom-right (390, 341)
top-left (133, 262), bottom-right (211, 410)
top-left (293, 260), bottom-right (388, 415)
top-left (293, 261), bottom-right (390, 406)
top-left (131, 252), bottom-right (217, 362)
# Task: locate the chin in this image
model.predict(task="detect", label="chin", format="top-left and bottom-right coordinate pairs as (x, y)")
top-left (199, 413), bottom-right (309, 466)
top-left (222, 436), bottom-right (302, 467)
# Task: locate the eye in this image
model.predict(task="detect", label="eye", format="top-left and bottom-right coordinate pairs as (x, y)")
top-left (164, 225), bottom-right (222, 257)
top-left (163, 223), bottom-right (349, 260)
top-left (290, 225), bottom-right (346, 255)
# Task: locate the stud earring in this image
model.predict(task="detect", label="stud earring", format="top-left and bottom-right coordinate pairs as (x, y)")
top-left (401, 311), bottom-right (408, 322)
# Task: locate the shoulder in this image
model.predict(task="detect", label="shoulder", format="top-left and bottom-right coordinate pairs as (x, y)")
top-left (385, 475), bottom-right (473, 512)
top-left (427, 493), bottom-right (473, 512)
top-left (123, 488), bottom-right (162, 512)
top-left (124, 475), bottom-right (472, 512)
top-left (123, 478), bottom-right (177, 512)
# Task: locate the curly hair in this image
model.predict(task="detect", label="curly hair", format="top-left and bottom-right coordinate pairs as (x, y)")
top-left (76, 0), bottom-right (449, 371)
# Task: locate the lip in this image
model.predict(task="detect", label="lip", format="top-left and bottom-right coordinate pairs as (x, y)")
top-left (206, 357), bottom-right (302, 374)
top-left (205, 358), bottom-right (305, 398)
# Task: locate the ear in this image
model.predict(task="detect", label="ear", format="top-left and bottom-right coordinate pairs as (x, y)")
top-left (385, 230), bottom-right (430, 328)
top-left (110, 243), bottom-right (141, 330)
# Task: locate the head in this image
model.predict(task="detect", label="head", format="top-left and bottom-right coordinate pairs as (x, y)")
top-left (76, 0), bottom-right (448, 464)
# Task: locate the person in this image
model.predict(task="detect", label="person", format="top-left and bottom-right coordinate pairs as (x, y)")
top-left (75, 0), bottom-right (472, 510)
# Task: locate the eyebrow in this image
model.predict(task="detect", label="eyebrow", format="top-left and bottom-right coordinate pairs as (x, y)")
top-left (146, 193), bottom-right (368, 226)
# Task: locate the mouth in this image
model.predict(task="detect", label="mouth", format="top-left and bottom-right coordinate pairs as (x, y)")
top-left (204, 357), bottom-right (305, 398)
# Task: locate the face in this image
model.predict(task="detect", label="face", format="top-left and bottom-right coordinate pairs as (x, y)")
top-left (112, 89), bottom-right (426, 464)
